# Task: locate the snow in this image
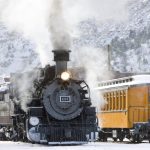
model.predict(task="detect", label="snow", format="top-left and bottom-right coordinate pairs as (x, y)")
top-left (0, 25), bottom-right (40, 75)
top-left (0, 141), bottom-right (150, 150)
top-left (133, 75), bottom-right (150, 83)
top-left (96, 75), bottom-right (150, 90)
top-left (73, 0), bottom-right (150, 73)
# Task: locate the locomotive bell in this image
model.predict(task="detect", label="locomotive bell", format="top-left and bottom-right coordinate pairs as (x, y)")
top-left (53, 50), bottom-right (71, 78)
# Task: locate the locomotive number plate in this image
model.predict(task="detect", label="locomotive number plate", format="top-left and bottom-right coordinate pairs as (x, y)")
top-left (60, 96), bottom-right (71, 102)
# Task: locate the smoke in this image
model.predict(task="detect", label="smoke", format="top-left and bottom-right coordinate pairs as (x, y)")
top-left (49, 0), bottom-right (71, 49)
top-left (0, 0), bottom-right (51, 111)
top-left (0, 0), bottom-right (130, 111)
top-left (63, 0), bottom-right (130, 28)
top-left (11, 70), bottom-right (39, 112)
top-left (0, 0), bottom-right (130, 65)
top-left (48, 0), bottom-right (130, 48)
top-left (0, 0), bottom-right (52, 67)
top-left (71, 47), bottom-right (113, 109)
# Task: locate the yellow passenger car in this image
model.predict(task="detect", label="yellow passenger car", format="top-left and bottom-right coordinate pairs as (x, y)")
top-left (97, 75), bottom-right (150, 143)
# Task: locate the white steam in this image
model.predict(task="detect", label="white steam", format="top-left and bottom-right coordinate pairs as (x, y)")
top-left (49, 0), bottom-right (71, 49)
top-left (71, 47), bottom-right (113, 109)
top-left (0, 0), bottom-right (52, 67)
top-left (63, 0), bottom-right (130, 27)
top-left (0, 0), bottom-right (130, 65)
top-left (11, 71), bottom-right (39, 112)
top-left (0, 0), bottom-right (130, 111)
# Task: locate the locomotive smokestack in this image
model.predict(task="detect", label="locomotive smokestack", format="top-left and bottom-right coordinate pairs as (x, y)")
top-left (53, 50), bottom-right (70, 77)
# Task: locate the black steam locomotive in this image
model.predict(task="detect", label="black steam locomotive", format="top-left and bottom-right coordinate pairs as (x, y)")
top-left (10, 50), bottom-right (98, 144)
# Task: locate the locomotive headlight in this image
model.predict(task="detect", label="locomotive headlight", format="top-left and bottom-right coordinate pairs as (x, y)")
top-left (61, 72), bottom-right (70, 81)
top-left (29, 117), bottom-right (39, 126)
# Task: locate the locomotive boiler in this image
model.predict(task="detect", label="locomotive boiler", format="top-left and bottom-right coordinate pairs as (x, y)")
top-left (11, 50), bottom-right (98, 144)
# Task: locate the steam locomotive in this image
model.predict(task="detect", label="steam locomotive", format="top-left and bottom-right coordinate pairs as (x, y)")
top-left (9, 50), bottom-right (98, 144)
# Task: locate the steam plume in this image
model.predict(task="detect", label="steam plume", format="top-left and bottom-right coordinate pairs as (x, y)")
top-left (0, 0), bottom-right (130, 111)
top-left (71, 47), bottom-right (113, 109)
top-left (0, 0), bottom-right (130, 65)
top-left (0, 0), bottom-right (52, 67)
top-left (49, 0), bottom-right (71, 50)
top-left (11, 70), bottom-right (39, 112)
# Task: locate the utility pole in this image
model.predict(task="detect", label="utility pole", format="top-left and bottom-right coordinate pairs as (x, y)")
top-left (107, 44), bottom-right (112, 71)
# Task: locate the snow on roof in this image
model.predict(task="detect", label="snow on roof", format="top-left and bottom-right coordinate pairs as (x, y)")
top-left (96, 75), bottom-right (150, 90)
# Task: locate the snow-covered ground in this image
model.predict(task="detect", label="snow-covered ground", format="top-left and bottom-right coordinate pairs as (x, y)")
top-left (0, 141), bottom-right (150, 150)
